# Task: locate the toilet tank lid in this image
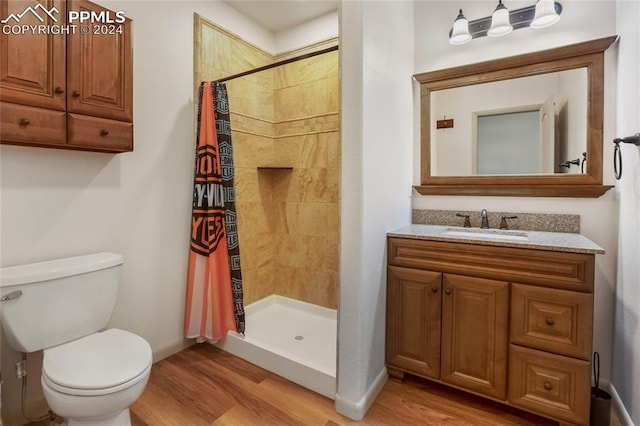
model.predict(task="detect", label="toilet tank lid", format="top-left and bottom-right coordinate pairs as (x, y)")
top-left (0, 253), bottom-right (123, 288)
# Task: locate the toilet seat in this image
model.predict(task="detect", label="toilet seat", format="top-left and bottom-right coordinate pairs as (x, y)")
top-left (42, 328), bottom-right (152, 396)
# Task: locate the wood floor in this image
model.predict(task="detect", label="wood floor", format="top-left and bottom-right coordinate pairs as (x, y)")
top-left (25, 343), bottom-right (622, 425)
top-left (129, 344), bottom-right (557, 426)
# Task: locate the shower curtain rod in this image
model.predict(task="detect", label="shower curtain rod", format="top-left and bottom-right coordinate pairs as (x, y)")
top-left (213, 45), bottom-right (339, 83)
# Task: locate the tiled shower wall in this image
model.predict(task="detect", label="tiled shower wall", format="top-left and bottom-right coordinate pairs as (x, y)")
top-left (195, 16), bottom-right (339, 309)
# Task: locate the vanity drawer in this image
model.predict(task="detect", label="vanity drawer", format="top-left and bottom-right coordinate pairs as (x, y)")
top-left (511, 284), bottom-right (592, 360)
top-left (388, 237), bottom-right (594, 292)
top-left (68, 114), bottom-right (133, 152)
top-left (509, 345), bottom-right (590, 425)
top-left (1, 102), bottom-right (66, 146)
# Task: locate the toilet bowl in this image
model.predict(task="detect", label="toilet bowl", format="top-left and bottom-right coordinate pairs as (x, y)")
top-left (0, 253), bottom-right (152, 426)
top-left (41, 329), bottom-right (152, 426)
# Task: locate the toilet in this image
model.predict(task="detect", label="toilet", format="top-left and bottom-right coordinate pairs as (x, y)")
top-left (0, 253), bottom-right (152, 426)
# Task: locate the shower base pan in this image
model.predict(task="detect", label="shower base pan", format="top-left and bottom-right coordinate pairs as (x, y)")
top-left (214, 294), bottom-right (337, 399)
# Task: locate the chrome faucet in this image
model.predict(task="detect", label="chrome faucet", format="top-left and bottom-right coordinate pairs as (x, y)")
top-left (481, 209), bottom-right (489, 229)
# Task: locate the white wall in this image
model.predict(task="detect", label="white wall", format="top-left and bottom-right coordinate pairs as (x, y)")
top-left (0, 0), bottom-right (277, 419)
top-left (337, 0), bottom-right (414, 419)
top-left (612, 1), bottom-right (640, 424)
top-left (275, 10), bottom-right (339, 54)
top-left (413, 0), bottom-right (619, 389)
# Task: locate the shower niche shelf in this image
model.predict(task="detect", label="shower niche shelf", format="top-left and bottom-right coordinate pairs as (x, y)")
top-left (257, 166), bottom-right (293, 171)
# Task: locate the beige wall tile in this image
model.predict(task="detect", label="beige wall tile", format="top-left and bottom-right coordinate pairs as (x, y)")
top-left (274, 79), bottom-right (328, 121)
top-left (327, 203), bottom-right (340, 241)
top-left (234, 168), bottom-right (261, 202)
top-left (325, 239), bottom-right (339, 273)
top-left (273, 135), bottom-right (303, 168)
top-left (232, 132), bottom-right (257, 168)
top-left (327, 51), bottom-right (339, 77)
top-left (325, 168), bottom-right (339, 203)
top-left (264, 201), bottom-right (286, 234)
top-left (255, 232), bottom-right (274, 270)
top-left (298, 203), bottom-right (328, 237)
top-left (299, 134), bottom-right (327, 168)
top-left (322, 131), bottom-right (341, 168)
top-left (274, 234), bottom-right (298, 268)
top-left (325, 272), bottom-right (338, 309)
top-left (327, 77), bottom-right (340, 113)
top-left (284, 202), bottom-right (300, 235)
top-left (254, 136), bottom-right (274, 167)
top-left (201, 24), bottom-right (232, 71)
top-left (298, 235), bottom-right (326, 271)
top-left (275, 55), bottom-right (328, 90)
top-left (230, 40), bottom-right (271, 82)
top-left (301, 168), bottom-right (329, 203)
top-left (236, 201), bottom-right (269, 235)
top-left (274, 114), bottom-right (339, 137)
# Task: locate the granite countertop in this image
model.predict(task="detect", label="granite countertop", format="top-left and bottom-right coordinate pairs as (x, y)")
top-left (388, 224), bottom-right (605, 254)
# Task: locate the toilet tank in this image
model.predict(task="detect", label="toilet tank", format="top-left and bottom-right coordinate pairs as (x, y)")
top-left (0, 253), bottom-right (123, 353)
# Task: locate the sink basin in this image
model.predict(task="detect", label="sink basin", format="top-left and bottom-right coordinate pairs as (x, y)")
top-left (442, 228), bottom-right (529, 242)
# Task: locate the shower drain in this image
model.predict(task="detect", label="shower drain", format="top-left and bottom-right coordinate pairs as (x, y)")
top-left (294, 335), bottom-right (304, 341)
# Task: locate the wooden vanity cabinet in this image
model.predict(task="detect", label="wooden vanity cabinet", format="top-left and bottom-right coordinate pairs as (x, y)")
top-left (386, 236), bottom-right (595, 425)
top-left (0, 0), bottom-right (133, 152)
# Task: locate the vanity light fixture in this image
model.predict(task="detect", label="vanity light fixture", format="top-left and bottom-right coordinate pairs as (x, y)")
top-left (531, 0), bottom-right (561, 28)
top-left (450, 9), bottom-right (472, 45)
top-left (448, 0), bottom-right (562, 45)
top-left (487, 0), bottom-right (513, 37)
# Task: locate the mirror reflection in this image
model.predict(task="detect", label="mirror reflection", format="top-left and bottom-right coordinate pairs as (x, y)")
top-left (430, 68), bottom-right (587, 176)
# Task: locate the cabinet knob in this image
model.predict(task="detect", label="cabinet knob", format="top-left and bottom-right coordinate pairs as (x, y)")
top-left (100, 129), bottom-right (109, 136)
top-left (543, 381), bottom-right (553, 391)
top-left (72, 90), bottom-right (80, 98)
top-left (19, 118), bottom-right (30, 126)
top-left (54, 86), bottom-right (64, 94)
top-left (431, 287), bottom-right (438, 293)
top-left (545, 317), bottom-right (555, 326)
top-left (445, 288), bottom-right (452, 295)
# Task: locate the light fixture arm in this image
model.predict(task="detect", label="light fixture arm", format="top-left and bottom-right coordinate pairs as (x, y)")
top-left (448, 2), bottom-right (562, 41)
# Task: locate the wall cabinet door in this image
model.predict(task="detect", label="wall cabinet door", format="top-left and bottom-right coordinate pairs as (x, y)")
top-left (441, 273), bottom-right (509, 400)
top-left (66, 0), bottom-right (132, 122)
top-left (386, 266), bottom-right (442, 380)
top-left (0, 0), bottom-right (66, 110)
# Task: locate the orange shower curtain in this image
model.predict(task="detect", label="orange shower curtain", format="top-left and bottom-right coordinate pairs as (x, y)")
top-left (184, 82), bottom-right (237, 341)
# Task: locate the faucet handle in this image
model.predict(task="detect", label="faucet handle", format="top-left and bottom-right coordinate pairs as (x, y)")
top-left (500, 215), bottom-right (518, 230)
top-left (455, 213), bottom-right (471, 228)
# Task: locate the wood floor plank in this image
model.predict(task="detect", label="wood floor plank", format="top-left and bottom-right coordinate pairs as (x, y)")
top-left (170, 347), bottom-right (303, 425)
top-left (150, 359), bottom-right (233, 421)
top-left (130, 380), bottom-right (212, 426)
top-left (376, 377), bottom-right (555, 425)
top-left (256, 376), bottom-right (358, 425)
top-left (186, 343), bottom-right (271, 384)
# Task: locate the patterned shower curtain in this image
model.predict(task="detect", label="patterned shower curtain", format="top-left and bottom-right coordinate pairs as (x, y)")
top-left (184, 81), bottom-right (245, 342)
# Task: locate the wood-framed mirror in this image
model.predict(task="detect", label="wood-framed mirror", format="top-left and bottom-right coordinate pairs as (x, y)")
top-left (414, 36), bottom-right (617, 197)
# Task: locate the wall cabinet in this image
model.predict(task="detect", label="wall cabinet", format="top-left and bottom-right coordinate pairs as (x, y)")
top-left (0, 0), bottom-right (132, 153)
top-left (387, 237), bottom-right (595, 425)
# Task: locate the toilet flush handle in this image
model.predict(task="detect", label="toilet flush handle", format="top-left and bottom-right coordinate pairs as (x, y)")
top-left (1, 290), bottom-right (22, 301)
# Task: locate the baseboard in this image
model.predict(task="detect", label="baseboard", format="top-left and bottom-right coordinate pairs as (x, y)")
top-left (609, 383), bottom-right (635, 426)
top-left (335, 367), bottom-right (387, 421)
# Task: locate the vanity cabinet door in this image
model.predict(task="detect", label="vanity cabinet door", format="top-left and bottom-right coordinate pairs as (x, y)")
top-left (441, 274), bottom-right (509, 400)
top-left (386, 266), bottom-right (442, 380)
